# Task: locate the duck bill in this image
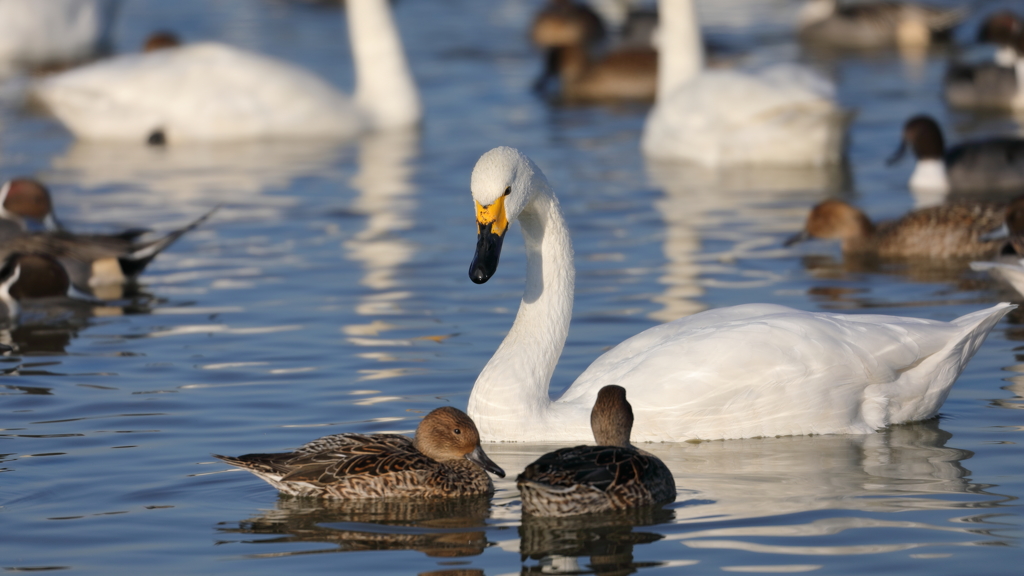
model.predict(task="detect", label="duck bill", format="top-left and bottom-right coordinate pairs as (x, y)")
top-left (466, 444), bottom-right (505, 478)
top-left (784, 229), bottom-right (811, 247)
top-left (886, 141), bottom-right (907, 166)
top-left (469, 198), bottom-right (508, 284)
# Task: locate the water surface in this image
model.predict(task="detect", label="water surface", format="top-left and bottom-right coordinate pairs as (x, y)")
top-left (1, 0), bottom-right (1022, 574)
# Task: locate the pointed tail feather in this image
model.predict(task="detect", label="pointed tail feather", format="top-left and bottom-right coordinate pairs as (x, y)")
top-left (119, 207), bottom-right (218, 278)
top-left (887, 303), bottom-right (1014, 425)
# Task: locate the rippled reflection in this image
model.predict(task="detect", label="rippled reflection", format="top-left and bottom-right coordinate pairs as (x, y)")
top-left (518, 507), bottom-right (675, 575)
top-left (645, 159), bottom-right (848, 322)
top-left (217, 495), bottom-right (491, 558)
top-left (342, 129), bottom-right (421, 345)
top-left (484, 419), bottom-right (1009, 563)
top-left (47, 138), bottom-right (348, 220)
top-left (2, 295), bottom-right (149, 355)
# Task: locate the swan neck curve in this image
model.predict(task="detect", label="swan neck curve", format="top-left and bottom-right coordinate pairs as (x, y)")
top-left (655, 0), bottom-right (704, 103)
top-left (468, 185), bottom-right (575, 437)
top-left (347, 0), bottom-right (422, 129)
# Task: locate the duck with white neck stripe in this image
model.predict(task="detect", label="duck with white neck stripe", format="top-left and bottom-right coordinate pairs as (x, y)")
top-left (887, 115), bottom-right (1024, 196)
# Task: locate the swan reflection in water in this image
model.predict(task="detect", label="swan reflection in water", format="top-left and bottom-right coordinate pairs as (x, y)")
top-left (485, 418), bottom-right (1011, 567)
top-left (644, 159), bottom-right (849, 322)
top-left (217, 495), bottom-right (491, 558)
top-left (47, 138), bottom-right (349, 222)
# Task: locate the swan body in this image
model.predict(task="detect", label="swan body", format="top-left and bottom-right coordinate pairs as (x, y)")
top-left (467, 147), bottom-right (1013, 442)
top-left (641, 0), bottom-right (846, 166)
top-left (0, 0), bottom-right (116, 73)
top-left (32, 0), bottom-right (419, 143)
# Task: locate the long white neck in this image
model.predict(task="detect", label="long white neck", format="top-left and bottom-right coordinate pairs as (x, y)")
top-left (468, 189), bottom-right (576, 437)
top-left (347, 0), bottom-right (422, 129)
top-left (655, 0), bottom-right (704, 103)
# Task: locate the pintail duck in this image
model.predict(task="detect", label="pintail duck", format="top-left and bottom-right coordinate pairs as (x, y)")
top-left (214, 407), bottom-right (505, 499)
top-left (0, 252), bottom-right (85, 319)
top-left (945, 21), bottom-right (1024, 111)
top-left (466, 146), bottom-right (1012, 442)
top-left (888, 115), bottom-right (1024, 195)
top-left (31, 0), bottom-right (420, 143)
top-left (517, 386), bottom-right (675, 517)
top-left (786, 198), bottom-right (1007, 259)
top-left (797, 0), bottom-right (965, 50)
top-left (971, 195), bottom-right (1024, 296)
top-left (0, 179), bottom-right (61, 236)
top-left (0, 179), bottom-right (215, 298)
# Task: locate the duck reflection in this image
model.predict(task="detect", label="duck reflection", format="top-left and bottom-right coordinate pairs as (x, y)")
top-left (798, 253), bottom-right (998, 297)
top-left (8, 296), bottom-right (149, 354)
top-left (645, 159), bottom-right (849, 322)
top-left (519, 506), bottom-right (674, 576)
top-left (218, 495), bottom-right (491, 558)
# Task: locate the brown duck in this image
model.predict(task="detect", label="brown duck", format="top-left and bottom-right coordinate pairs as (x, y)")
top-left (786, 199), bottom-right (1008, 259)
top-left (214, 407), bottom-right (505, 499)
top-left (517, 385), bottom-right (676, 517)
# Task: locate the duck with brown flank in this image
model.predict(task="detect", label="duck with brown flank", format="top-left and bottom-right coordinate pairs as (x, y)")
top-left (517, 385), bottom-right (675, 517)
top-left (797, 0), bottom-right (964, 50)
top-left (214, 407), bottom-right (505, 499)
top-left (971, 195), bottom-right (1024, 296)
top-left (530, 0), bottom-right (655, 102)
top-left (786, 199), bottom-right (1007, 259)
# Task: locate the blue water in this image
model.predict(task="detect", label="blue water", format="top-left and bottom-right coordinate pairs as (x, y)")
top-left (1, 0), bottom-right (1022, 574)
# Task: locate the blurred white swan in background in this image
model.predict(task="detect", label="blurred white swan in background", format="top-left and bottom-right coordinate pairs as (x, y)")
top-left (641, 0), bottom-right (846, 166)
top-left (466, 147), bottom-right (1011, 442)
top-left (0, 0), bottom-right (117, 75)
top-left (31, 0), bottom-right (420, 143)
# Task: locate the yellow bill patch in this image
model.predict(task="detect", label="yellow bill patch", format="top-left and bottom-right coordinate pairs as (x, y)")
top-left (475, 196), bottom-right (508, 236)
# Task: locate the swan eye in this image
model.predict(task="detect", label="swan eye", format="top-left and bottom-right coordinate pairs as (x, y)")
top-left (453, 428), bottom-right (461, 435)
top-left (503, 187), bottom-right (511, 197)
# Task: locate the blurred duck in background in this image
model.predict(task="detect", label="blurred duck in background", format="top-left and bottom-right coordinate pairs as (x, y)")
top-left (0, 0), bottom-right (118, 75)
top-left (797, 0), bottom-right (965, 50)
top-left (887, 115), bottom-right (1024, 196)
top-left (531, 0), bottom-right (657, 102)
top-left (30, 0), bottom-right (420, 143)
top-left (786, 198), bottom-right (1008, 259)
top-left (641, 0), bottom-right (847, 166)
top-left (944, 12), bottom-right (1024, 111)
top-left (971, 196), bottom-right (1024, 297)
top-left (0, 178), bottom-right (215, 299)
top-left (0, 253), bottom-right (86, 320)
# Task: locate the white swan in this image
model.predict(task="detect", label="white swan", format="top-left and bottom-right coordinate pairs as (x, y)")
top-left (466, 146), bottom-right (1013, 442)
top-left (0, 0), bottom-right (116, 74)
top-left (31, 0), bottom-right (420, 143)
top-left (640, 0), bottom-right (846, 166)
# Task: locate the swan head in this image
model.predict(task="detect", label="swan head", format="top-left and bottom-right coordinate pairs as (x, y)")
top-left (468, 146), bottom-right (550, 284)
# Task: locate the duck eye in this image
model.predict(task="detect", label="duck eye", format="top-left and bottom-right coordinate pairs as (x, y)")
top-left (453, 428), bottom-right (461, 435)
top-left (503, 187), bottom-right (511, 197)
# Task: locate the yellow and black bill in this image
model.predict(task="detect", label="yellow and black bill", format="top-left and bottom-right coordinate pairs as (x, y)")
top-left (469, 197), bottom-right (508, 284)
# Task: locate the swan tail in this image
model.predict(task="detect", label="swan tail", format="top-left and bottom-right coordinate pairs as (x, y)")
top-left (884, 302), bottom-right (1014, 425)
